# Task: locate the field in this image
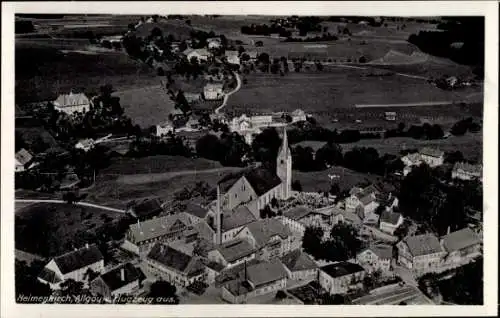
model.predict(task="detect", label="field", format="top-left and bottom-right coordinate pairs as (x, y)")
top-left (114, 85), bottom-right (176, 127)
top-left (15, 45), bottom-right (158, 103)
top-left (293, 165), bottom-right (382, 193)
top-left (15, 202), bottom-right (123, 257)
top-left (228, 69), bottom-right (481, 116)
top-left (340, 133), bottom-right (483, 163)
top-left (133, 19), bottom-right (193, 40)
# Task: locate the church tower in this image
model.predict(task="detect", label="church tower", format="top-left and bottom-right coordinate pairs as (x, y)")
top-left (276, 127), bottom-right (292, 199)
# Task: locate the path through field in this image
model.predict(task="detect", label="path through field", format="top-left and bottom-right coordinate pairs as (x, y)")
top-left (215, 71), bottom-right (242, 113)
top-left (117, 166), bottom-right (243, 185)
top-left (15, 199), bottom-right (126, 213)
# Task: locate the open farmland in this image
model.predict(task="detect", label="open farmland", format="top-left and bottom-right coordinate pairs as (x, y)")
top-left (228, 69), bottom-right (481, 116)
top-left (15, 45), bottom-right (158, 103)
top-left (340, 133), bottom-right (483, 163)
top-left (114, 85), bottom-right (175, 127)
top-left (15, 202), bottom-right (123, 257)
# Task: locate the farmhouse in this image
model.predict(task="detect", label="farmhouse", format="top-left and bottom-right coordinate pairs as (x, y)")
top-left (90, 263), bottom-right (145, 302)
top-left (145, 243), bottom-right (206, 287)
top-left (229, 114), bottom-right (274, 144)
top-left (440, 228), bottom-right (482, 265)
top-left (74, 139), bottom-right (95, 152)
top-left (221, 259), bottom-right (288, 304)
top-left (155, 121), bottom-right (174, 137)
top-left (53, 91), bottom-right (91, 115)
top-left (203, 83), bottom-right (224, 100)
top-left (225, 50), bottom-right (241, 65)
top-left (234, 218), bottom-right (294, 260)
top-left (396, 233), bottom-right (446, 274)
top-left (319, 262), bottom-right (366, 295)
top-left (279, 206), bottom-right (327, 237)
top-left (207, 239), bottom-right (257, 269)
top-left (379, 210), bottom-right (403, 235)
top-left (15, 148), bottom-right (34, 172)
top-left (122, 212), bottom-right (194, 257)
top-left (280, 250), bottom-right (318, 281)
top-left (327, 205), bottom-right (363, 228)
top-left (126, 197), bottom-right (164, 221)
top-left (345, 186), bottom-right (380, 220)
top-left (38, 244), bottom-right (105, 290)
top-left (419, 147), bottom-right (444, 167)
top-left (452, 162), bottom-right (482, 181)
top-left (207, 37), bottom-right (222, 49)
top-left (356, 244), bottom-right (393, 274)
top-left (215, 128), bottom-right (292, 220)
top-left (183, 48), bottom-right (211, 62)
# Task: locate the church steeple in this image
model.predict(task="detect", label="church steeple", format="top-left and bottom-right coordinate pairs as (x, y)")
top-left (276, 127), bottom-right (292, 199)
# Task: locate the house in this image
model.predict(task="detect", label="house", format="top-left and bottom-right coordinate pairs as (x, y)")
top-left (53, 91), bottom-right (91, 115)
top-left (401, 152), bottom-right (422, 176)
top-left (183, 48), bottom-right (211, 62)
top-left (207, 37), bottom-right (222, 49)
top-left (122, 212), bottom-right (194, 257)
top-left (345, 186), bottom-right (380, 219)
top-left (145, 243), bottom-right (206, 287)
top-left (440, 228), bottom-right (482, 265)
top-left (216, 205), bottom-right (257, 243)
top-left (452, 162), bottom-right (482, 181)
top-left (225, 50), bottom-right (240, 65)
top-left (183, 92), bottom-right (202, 104)
top-left (183, 202), bottom-right (213, 223)
top-left (204, 260), bottom-right (225, 284)
top-left (419, 147), bottom-right (444, 167)
top-left (74, 138), bottom-right (94, 151)
top-left (396, 233), bottom-right (446, 274)
top-left (280, 250), bottom-right (318, 281)
top-left (229, 114), bottom-right (274, 144)
top-left (38, 244), bottom-right (105, 290)
top-left (216, 128), bottom-right (292, 218)
top-left (90, 263), bottom-right (145, 302)
top-left (207, 239), bottom-right (256, 269)
top-left (278, 206), bottom-right (326, 237)
top-left (126, 197), bottom-right (163, 221)
top-left (221, 259), bottom-right (288, 303)
top-left (379, 211), bottom-right (403, 235)
top-left (245, 50), bottom-right (258, 61)
top-left (291, 109), bottom-right (307, 122)
top-left (234, 218), bottom-right (294, 260)
top-left (156, 121), bottom-right (174, 137)
top-left (15, 148), bottom-right (33, 172)
top-left (328, 205), bottom-right (363, 228)
top-left (203, 83), bottom-right (224, 100)
top-left (319, 262), bottom-right (366, 295)
top-left (385, 112), bottom-right (397, 121)
top-left (356, 244), bottom-right (393, 274)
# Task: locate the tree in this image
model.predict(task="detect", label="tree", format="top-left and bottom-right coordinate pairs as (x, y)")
top-left (63, 191), bottom-right (78, 204)
top-left (315, 142), bottom-right (343, 167)
top-left (251, 127), bottom-right (282, 166)
top-left (275, 290), bottom-right (287, 300)
top-left (358, 56), bottom-right (367, 63)
top-left (15, 260), bottom-right (52, 302)
top-left (329, 222), bottom-right (362, 259)
top-left (292, 180), bottom-right (302, 191)
top-left (321, 293), bottom-right (346, 305)
top-left (444, 150), bottom-right (464, 164)
top-left (60, 279), bottom-right (84, 296)
top-left (148, 280), bottom-right (179, 304)
top-left (302, 226), bottom-right (324, 257)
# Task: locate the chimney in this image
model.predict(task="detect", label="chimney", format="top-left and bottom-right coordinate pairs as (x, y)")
top-left (120, 267), bottom-right (125, 281)
top-left (216, 184), bottom-right (222, 245)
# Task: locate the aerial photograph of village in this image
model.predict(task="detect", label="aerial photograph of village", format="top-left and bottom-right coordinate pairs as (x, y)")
top-left (14, 13), bottom-right (484, 305)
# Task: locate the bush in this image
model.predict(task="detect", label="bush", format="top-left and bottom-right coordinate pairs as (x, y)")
top-left (275, 290), bottom-right (287, 300)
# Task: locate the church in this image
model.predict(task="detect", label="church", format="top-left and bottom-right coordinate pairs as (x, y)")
top-left (211, 128), bottom-right (293, 245)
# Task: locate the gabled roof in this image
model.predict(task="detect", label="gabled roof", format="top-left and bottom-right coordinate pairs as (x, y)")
top-left (38, 267), bottom-right (62, 284)
top-left (76, 139), bottom-right (94, 148)
top-left (192, 220), bottom-right (215, 242)
top-left (53, 244), bottom-right (103, 274)
top-left (283, 206), bottom-right (314, 221)
top-left (183, 48), bottom-right (210, 57)
top-left (246, 259), bottom-right (288, 286)
top-left (221, 205), bottom-right (256, 232)
top-left (280, 250), bottom-right (317, 272)
top-left (420, 147), bottom-right (444, 158)
top-left (147, 243), bottom-right (204, 277)
top-left (244, 219), bottom-right (291, 248)
top-left (215, 239), bottom-right (255, 263)
top-left (380, 211), bottom-right (402, 225)
top-left (183, 202), bottom-right (209, 219)
top-left (129, 197), bottom-right (163, 219)
top-left (441, 228), bottom-right (481, 252)
top-left (15, 148), bottom-right (33, 165)
top-left (128, 212), bottom-right (192, 244)
top-left (403, 234), bottom-right (443, 257)
top-left (453, 162), bottom-right (482, 175)
top-left (359, 194), bottom-right (376, 206)
top-left (218, 167), bottom-right (283, 197)
top-left (97, 263), bottom-right (145, 292)
top-left (54, 92), bottom-right (90, 107)
top-left (360, 244), bottom-right (393, 260)
top-left (321, 262), bottom-right (365, 278)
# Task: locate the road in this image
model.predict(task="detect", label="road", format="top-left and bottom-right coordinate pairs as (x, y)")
top-left (15, 199), bottom-right (126, 213)
top-left (215, 71), bottom-right (242, 114)
top-left (355, 101), bottom-right (456, 108)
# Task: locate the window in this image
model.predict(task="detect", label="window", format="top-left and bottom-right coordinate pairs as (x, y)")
top-left (235, 193), bottom-right (238, 199)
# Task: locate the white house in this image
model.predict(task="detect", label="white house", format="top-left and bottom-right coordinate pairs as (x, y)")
top-left (452, 162), bottom-right (482, 181)
top-left (291, 109), bottom-right (307, 123)
top-left (183, 48), bottom-right (211, 62)
top-left (319, 262), bottom-right (366, 295)
top-left (156, 121), bottom-right (174, 137)
top-left (15, 148), bottom-right (33, 173)
top-left (397, 233), bottom-right (446, 275)
top-left (225, 50), bottom-right (240, 65)
top-left (419, 147), bottom-right (444, 167)
top-left (345, 186), bottom-right (380, 220)
top-left (207, 37), bottom-right (222, 49)
top-left (53, 91), bottom-right (91, 115)
top-left (207, 239), bottom-right (256, 269)
top-left (38, 244), bottom-right (105, 290)
top-left (278, 206), bottom-right (327, 237)
top-left (75, 139), bottom-right (95, 152)
top-left (203, 83), bottom-right (224, 100)
top-left (280, 250), bottom-right (318, 281)
top-left (356, 244), bottom-right (393, 274)
top-left (379, 210), bottom-right (403, 235)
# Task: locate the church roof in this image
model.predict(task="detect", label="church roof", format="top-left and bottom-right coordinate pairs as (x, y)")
top-left (218, 167), bottom-right (283, 196)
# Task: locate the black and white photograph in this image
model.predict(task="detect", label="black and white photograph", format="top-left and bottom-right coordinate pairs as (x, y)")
top-left (2, 1), bottom-right (498, 317)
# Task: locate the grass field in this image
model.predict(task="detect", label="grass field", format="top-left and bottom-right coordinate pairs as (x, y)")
top-left (15, 202), bottom-right (122, 257)
top-left (133, 19), bottom-right (193, 40)
top-left (114, 85), bottom-right (176, 127)
top-left (16, 45), bottom-right (158, 103)
top-left (293, 165), bottom-right (382, 194)
top-left (228, 70), bottom-right (481, 116)
top-left (340, 133), bottom-right (483, 163)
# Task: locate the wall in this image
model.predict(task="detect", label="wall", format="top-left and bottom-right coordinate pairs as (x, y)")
top-left (221, 278), bottom-right (287, 304)
top-left (144, 258), bottom-right (205, 287)
top-left (62, 260), bottom-right (105, 285)
top-left (222, 177), bottom-right (257, 211)
top-left (319, 270), bottom-right (365, 295)
top-left (55, 104), bottom-right (89, 115)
